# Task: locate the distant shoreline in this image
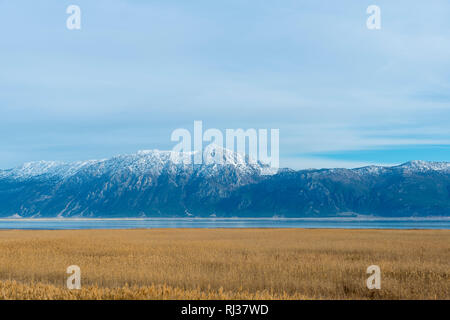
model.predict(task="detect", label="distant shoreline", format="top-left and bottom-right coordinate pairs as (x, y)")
top-left (0, 216), bottom-right (449, 231)
top-left (0, 216), bottom-right (449, 221)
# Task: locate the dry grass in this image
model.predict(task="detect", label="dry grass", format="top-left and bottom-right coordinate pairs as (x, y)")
top-left (0, 228), bottom-right (448, 300)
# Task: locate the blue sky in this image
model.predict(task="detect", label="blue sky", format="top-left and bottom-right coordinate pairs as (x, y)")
top-left (1, 0), bottom-right (450, 169)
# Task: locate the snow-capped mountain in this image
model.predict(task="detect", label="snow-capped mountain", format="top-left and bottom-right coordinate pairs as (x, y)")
top-left (0, 160), bottom-right (101, 180)
top-left (0, 145), bottom-right (265, 180)
top-left (395, 160), bottom-right (450, 172)
top-left (0, 147), bottom-right (266, 218)
top-left (0, 149), bottom-right (449, 218)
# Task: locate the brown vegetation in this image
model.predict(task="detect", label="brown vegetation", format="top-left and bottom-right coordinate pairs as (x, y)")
top-left (0, 229), bottom-right (448, 299)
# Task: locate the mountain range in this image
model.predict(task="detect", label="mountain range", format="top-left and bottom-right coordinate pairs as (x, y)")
top-left (0, 146), bottom-right (449, 218)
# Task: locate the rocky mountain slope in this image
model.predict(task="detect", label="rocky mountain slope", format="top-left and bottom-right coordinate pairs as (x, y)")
top-left (0, 148), bottom-right (449, 218)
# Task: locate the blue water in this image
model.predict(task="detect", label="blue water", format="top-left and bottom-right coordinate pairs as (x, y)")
top-left (0, 218), bottom-right (448, 230)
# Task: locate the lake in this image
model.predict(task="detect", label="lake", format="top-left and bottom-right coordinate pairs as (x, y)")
top-left (0, 218), bottom-right (449, 230)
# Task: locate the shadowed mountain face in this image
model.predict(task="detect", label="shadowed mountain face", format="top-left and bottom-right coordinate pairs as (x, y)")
top-left (0, 149), bottom-right (449, 218)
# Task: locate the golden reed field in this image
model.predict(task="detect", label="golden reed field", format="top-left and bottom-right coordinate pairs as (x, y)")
top-left (0, 228), bottom-right (448, 300)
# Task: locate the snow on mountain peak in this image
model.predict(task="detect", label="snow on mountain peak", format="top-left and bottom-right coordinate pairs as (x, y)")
top-left (135, 145), bottom-right (257, 168)
top-left (0, 159), bottom-right (101, 180)
top-left (201, 144), bottom-right (248, 166)
top-left (0, 147), bottom-right (266, 180)
top-left (398, 160), bottom-right (450, 172)
top-left (5, 150), bottom-right (447, 182)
